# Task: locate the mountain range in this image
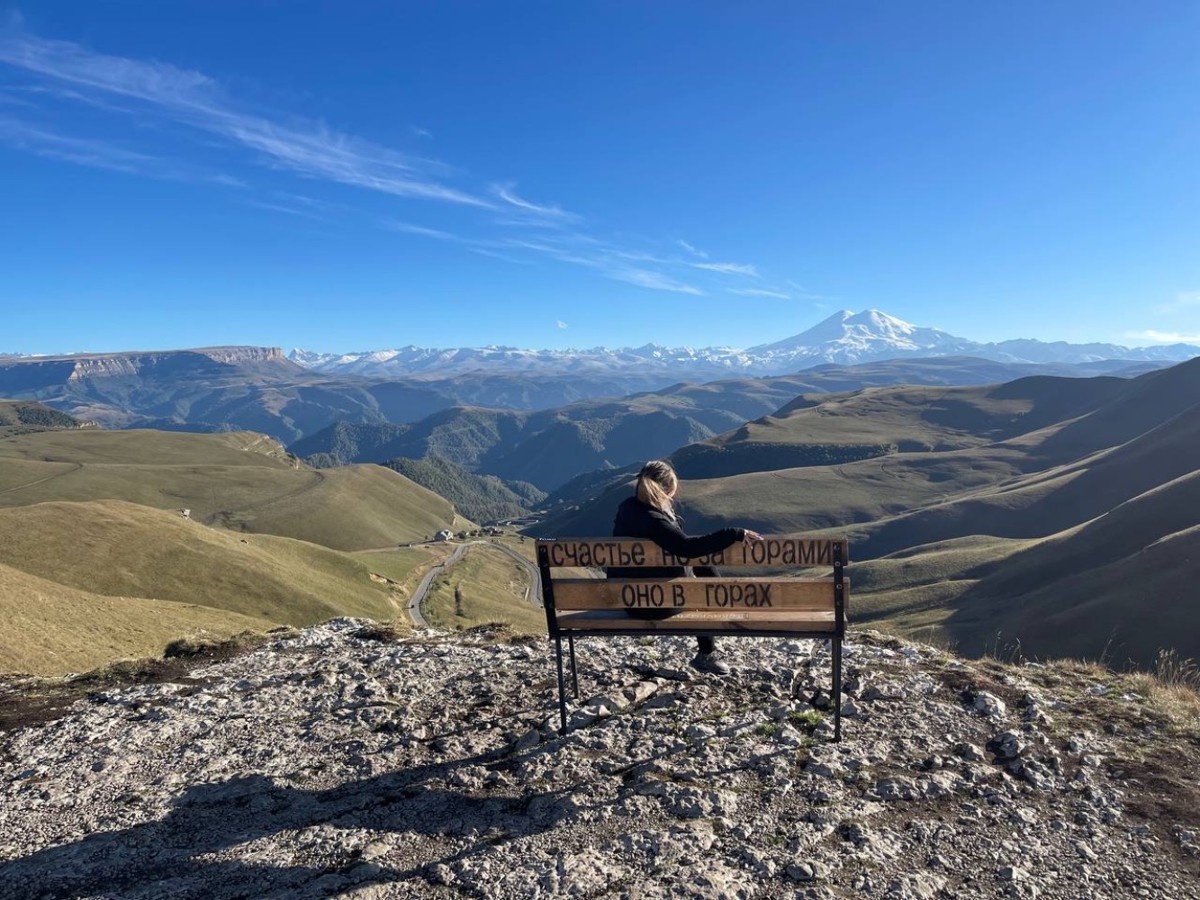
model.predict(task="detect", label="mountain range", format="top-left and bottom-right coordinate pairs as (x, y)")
top-left (2, 311), bottom-right (1190, 446)
top-left (290, 309), bottom-right (1200, 377)
top-left (540, 356), bottom-right (1200, 667)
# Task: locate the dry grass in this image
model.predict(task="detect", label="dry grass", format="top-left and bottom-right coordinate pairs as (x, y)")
top-left (0, 561), bottom-right (276, 676)
top-left (424, 544), bottom-right (545, 635)
top-left (352, 546), bottom-right (445, 584)
top-left (0, 429), bottom-right (455, 549)
top-left (0, 500), bottom-right (398, 627)
top-left (1121, 650), bottom-right (1200, 731)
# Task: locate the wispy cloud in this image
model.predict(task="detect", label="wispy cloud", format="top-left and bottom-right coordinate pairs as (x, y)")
top-left (729, 287), bottom-right (792, 300)
top-left (1128, 329), bottom-right (1200, 345)
top-left (468, 247), bottom-right (534, 265)
top-left (491, 181), bottom-right (575, 220)
top-left (0, 22), bottom-right (782, 301)
top-left (0, 116), bottom-right (239, 184)
top-left (385, 221), bottom-right (461, 241)
top-left (610, 268), bottom-right (704, 295)
top-left (691, 261), bottom-right (759, 276)
top-left (557, 320), bottom-right (569, 329)
top-left (0, 27), bottom-right (491, 207)
top-left (243, 199), bottom-right (328, 221)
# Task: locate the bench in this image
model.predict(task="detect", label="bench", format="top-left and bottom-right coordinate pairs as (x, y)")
top-left (535, 535), bottom-right (849, 740)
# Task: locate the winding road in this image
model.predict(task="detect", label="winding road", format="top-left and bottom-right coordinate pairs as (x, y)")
top-left (405, 540), bottom-right (542, 629)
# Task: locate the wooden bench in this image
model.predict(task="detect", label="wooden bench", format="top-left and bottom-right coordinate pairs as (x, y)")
top-left (535, 535), bottom-right (849, 740)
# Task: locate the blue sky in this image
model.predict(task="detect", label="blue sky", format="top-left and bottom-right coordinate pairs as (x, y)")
top-left (1, 2), bottom-right (1197, 355)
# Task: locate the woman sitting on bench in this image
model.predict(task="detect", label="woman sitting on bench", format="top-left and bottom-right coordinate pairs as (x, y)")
top-left (608, 459), bottom-right (763, 675)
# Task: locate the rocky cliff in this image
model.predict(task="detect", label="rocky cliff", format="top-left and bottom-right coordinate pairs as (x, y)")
top-left (0, 621), bottom-right (1197, 898)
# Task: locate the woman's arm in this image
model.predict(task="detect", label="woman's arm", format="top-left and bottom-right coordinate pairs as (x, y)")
top-left (645, 510), bottom-right (744, 559)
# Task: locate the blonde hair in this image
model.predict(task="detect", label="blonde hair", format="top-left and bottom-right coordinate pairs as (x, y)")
top-left (636, 460), bottom-right (678, 518)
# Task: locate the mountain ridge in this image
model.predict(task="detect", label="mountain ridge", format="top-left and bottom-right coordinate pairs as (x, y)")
top-left (289, 309), bottom-right (1200, 377)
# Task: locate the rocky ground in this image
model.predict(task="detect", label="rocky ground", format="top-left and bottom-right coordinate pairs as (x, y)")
top-left (1, 620), bottom-right (1198, 899)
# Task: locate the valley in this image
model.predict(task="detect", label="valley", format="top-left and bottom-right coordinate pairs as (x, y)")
top-left (1, 327), bottom-right (1198, 678)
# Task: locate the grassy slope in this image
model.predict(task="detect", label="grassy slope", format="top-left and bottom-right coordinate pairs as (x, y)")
top-left (539, 360), bottom-right (1200, 666)
top-left (0, 500), bottom-right (397, 624)
top-left (424, 544), bottom-right (544, 634)
top-left (0, 399), bottom-right (81, 431)
top-left (0, 429), bottom-right (454, 549)
top-left (0, 561), bottom-right (275, 676)
top-left (384, 455), bottom-right (545, 523)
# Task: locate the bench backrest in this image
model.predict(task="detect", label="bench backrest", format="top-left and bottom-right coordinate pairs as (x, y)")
top-left (535, 536), bottom-right (848, 637)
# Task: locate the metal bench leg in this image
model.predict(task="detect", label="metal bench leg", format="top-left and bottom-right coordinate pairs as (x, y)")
top-left (833, 636), bottom-right (843, 743)
top-left (554, 634), bottom-right (568, 736)
top-left (568, 634), bottom-right (579, 700)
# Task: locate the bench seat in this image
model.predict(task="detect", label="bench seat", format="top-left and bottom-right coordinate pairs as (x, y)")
top-left (554, 608), bottom-right (837, 632)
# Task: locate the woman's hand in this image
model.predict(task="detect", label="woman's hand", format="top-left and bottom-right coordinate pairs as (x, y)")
top-left (742, 529), bottom-right (764, 544)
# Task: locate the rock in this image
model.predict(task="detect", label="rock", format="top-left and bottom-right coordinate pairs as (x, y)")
top-left (999, 865), bottom-right (1027, 881)
top-left (665, 787), bottom-right (738, 819)
top-left (953, 742), bottom-right (987, 762)
top-left (987, 730), bottom-right (1026, 760)
top-left (786, 861), bottom-right (820, 882)
top-left (973, 691), bottom-right (1008, 718)
top-left (888, 873), bottom-right (947, 899)
top-left (3, 625), bottom-right (1198, 899)
top-left (514, 729), bottom-right (541, 751)
top-left (622, 681), bottom-right (659, 705)
top-left (876, 777), bottom-right (919, 801)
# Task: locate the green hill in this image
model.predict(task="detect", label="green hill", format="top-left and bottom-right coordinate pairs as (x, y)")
top-left (0, 560), bottom-right (275, 676)
top-left (383, 456), bottom-right (545, 523)
top-left (0, 500), bottom-right (400, 624)
top-left (0, 399), bottom-right (82, 433)
top-left (538, 359), bottom-right (1200, 667)
top-left (0, 428), bottom-right (454, 550)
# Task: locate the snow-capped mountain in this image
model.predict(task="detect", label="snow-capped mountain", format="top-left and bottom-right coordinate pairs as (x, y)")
top-left (289, 310), bottom-right (1200, 378)
top-left (746, 309), bottom-right (979, 365)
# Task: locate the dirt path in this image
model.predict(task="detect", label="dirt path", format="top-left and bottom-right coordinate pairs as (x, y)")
top-left (0, 462), bottom-right (82, 497)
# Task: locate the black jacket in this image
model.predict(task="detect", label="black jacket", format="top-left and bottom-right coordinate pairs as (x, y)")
top-left (607, 496), bottom-right (744, 580)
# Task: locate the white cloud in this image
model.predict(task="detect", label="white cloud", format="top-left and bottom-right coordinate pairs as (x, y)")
top-left (0, 27), bottom-right (491, 207)
top-left (0, 116), bottom-right (237, 184)
top-left (557, 320), bottom-right (569, 329)
top-left (729, 287), bottom-right (792, 300)
top-left (611, 268), bottom-right (704, 295)
top-left (691, 261), bottom-right (759, 277)
top-left (1128, 330), bottom-right (1200, 345)
top-left (385, 221), bottom-right (460, 241)
top-left (491, 182), bottom-right (574, 220)
top-left (0, 23), bottom-right (783, 303)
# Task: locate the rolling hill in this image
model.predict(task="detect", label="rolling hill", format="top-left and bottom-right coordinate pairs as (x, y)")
top-left (293, 357), bottom-right (1158, 493)
top-left (0, 399), bottom-right (83, 433)
top-left (0, 423), bottom-right (465, 674)
top-left (1, 342), bottom-right (1174, 447)
top-left (0, 500), bottom-right (401, 623)
top-left (0, 428), bottom-right (455, 550)
top-left (537, 358), bottom-right (1200, 666)
top-left (382, 456), bottom-right (545, 524)
top-left (0, 559), bottom-right (275, 676)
